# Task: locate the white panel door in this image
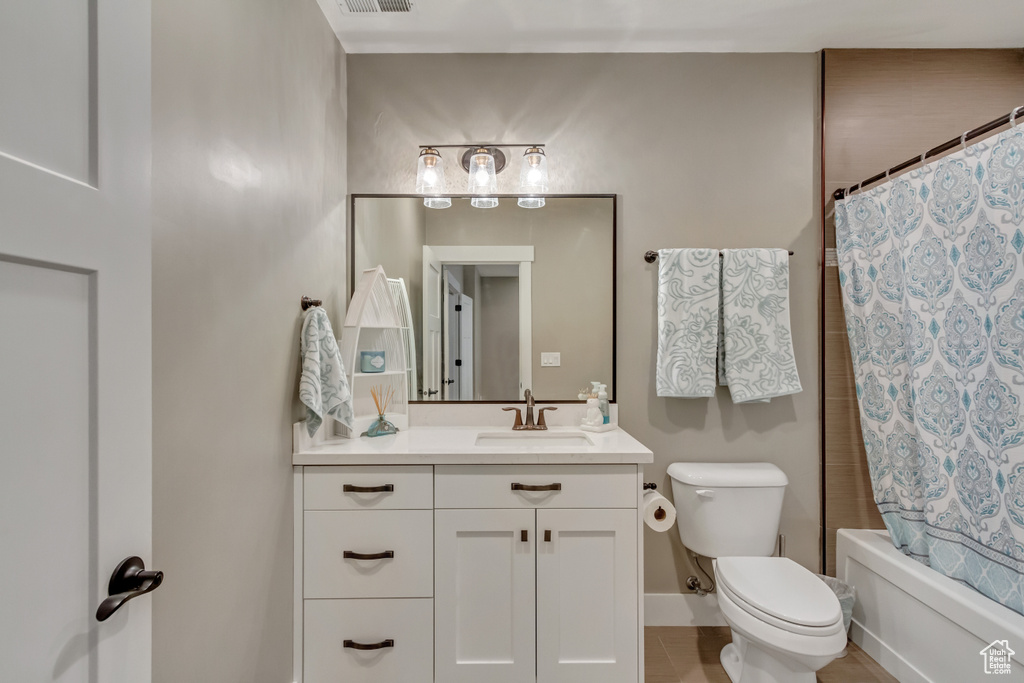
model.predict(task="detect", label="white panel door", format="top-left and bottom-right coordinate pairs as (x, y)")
top-left (459, 295), bottom-right (474, 400)
top-left (536, 509), bottom-right (638, 683)
top-left (0, 0), bottom-right (152, 681)
top-left (421, 246), bottom-right (442, 400)
top-left (435, 509), bottom-right (536, 683)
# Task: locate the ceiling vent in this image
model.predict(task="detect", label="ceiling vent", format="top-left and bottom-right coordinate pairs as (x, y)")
top-left (340, 0), bottom-right (414, 13)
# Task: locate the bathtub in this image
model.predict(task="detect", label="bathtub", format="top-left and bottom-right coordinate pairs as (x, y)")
top-left (837, 529), bottom-right (1024, 682)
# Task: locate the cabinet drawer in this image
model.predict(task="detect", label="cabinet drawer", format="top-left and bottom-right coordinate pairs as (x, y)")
top-left (435, 465), bottom-right (637, 509)
top-left (304, 510), bottom-right (433, 598)
top-left (304, 598), bottom-right (432, 683)
top-left (305, 466), bottom-right (432, 510)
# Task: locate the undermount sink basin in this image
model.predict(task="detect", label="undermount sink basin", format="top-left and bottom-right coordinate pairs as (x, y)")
top-left (474, 431), bottom-right (594, 448)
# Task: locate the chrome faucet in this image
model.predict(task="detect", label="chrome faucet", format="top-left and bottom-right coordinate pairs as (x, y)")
top-left (503, 389), bottom-right (557, 430)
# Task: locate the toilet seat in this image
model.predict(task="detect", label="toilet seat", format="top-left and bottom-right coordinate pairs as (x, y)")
top-left (715, 557), bottom-right (844, 637)
top-left (718, 580), bottom-right (845, 638)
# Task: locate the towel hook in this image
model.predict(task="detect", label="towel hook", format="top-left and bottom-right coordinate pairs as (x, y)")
top-left (301, 296), bottom-right (322, 311)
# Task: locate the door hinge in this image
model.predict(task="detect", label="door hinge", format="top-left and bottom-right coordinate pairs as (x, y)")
top-left (455, 359), bottom-right (462, 367)
top-left (455, 304), bottom-right (462, 311)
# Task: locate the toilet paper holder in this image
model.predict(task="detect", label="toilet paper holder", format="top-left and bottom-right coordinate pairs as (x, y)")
top-left (642, 483), bottom-right (668, 521)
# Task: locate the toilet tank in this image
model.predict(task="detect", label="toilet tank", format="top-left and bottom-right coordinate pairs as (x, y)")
top-left (667, 462), bottom-right (788, 558)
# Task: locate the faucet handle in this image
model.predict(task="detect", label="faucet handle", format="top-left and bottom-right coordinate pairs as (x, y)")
top-left (537, 406), bottom-right (557, 428)
top-left (502, 407), bottom-right (523, 429)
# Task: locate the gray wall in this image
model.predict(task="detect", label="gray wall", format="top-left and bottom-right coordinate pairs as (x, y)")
top-left (151, 0), bottom-right (346, 680)
top-left (479, 277), bottom-right (521, 400)
top-left (348, 53), bottom-right (821, 591)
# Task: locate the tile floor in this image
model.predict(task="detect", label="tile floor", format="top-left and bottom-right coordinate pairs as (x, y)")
top-left (645, 626), bottom-right (898, 682)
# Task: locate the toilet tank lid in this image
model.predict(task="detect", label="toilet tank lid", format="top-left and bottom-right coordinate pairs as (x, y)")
top-left (667, 462), bottom-right (788, 487)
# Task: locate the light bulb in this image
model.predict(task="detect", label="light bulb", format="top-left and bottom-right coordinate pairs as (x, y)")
top-left (517, 146), bottom-right (548, 208)
top-left (415, 148), bottom-right (449, 208)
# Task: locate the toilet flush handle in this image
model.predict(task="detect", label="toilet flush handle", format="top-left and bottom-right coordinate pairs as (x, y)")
top-left (695, 489), bottom-right (715, 499)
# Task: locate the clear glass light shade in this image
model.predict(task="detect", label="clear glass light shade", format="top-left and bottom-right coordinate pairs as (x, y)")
top-left (468, 148), bottom-right (498, 209)
top-left (517, 147), bottom-right (548, 209)
top-left (416, 149), bottom-right (451, 209)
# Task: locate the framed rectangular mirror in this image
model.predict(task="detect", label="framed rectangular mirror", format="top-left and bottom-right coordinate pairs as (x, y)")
top-left (351, 195), bottom-right (616, 403)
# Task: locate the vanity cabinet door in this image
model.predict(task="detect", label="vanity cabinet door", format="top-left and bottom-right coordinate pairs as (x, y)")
top-left (434, 509), bottom-right (536, 683)
top-left (536, 508), bottom-right (638, 683)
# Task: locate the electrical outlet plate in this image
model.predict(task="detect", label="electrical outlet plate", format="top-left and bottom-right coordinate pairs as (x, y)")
top-left (540, 352), bottom-right (560, 367)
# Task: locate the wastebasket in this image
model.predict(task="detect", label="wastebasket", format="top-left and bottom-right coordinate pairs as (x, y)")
top-left (818, 574), bottom-right (856, 633)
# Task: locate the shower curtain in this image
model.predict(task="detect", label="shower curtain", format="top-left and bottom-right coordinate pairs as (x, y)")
top-left (837, 123), bottom-right (1024, 615)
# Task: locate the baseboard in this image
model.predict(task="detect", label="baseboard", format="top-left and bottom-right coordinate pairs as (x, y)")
top-left (644, 593), bottom-right (728, 627)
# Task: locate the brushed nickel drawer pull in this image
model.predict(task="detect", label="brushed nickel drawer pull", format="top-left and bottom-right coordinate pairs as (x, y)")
top-left (343, 484), bottom-right (394, 493)
top-left (343, 550), bottom-right (395, 560)
top-left (344, 639), bottom-right (394, 650)
top-left (511, 482), bottom-right (562, 492)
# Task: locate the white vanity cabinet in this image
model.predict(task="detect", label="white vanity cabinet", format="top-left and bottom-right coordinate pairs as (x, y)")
top-left (298, 466), bottom-right (434, 683)
top-left (434, 465), bottom-right (638, 683)
top-left (292, 425), bottom-right (653, 683)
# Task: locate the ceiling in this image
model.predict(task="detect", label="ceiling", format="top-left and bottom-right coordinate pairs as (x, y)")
top-left (316, 0), bottom-right (1024, 54)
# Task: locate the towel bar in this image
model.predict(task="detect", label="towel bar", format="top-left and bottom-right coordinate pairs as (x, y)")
top-left (644, 249), bottom-right (794, 263)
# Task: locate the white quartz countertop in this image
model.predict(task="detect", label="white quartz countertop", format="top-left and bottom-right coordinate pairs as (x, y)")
top-left (292, 425), bottom-right (653, 465)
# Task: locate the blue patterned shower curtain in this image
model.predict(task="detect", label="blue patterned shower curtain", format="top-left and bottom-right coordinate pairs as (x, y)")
top-left (837, 123), bottom-right (1024, 615)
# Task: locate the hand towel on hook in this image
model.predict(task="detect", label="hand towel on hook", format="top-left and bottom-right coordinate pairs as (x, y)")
top-left (720, 249), bottom-right (802, 402)
top-left (299, 307), bottom-right (354, 436)
top-left (656, 248), bottom-right (721, 397)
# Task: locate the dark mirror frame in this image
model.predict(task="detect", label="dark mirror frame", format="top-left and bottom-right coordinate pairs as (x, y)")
top-left (349, 194), bottom-right (617, 404)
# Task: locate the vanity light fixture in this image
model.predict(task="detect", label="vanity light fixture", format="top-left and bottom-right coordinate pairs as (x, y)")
top-left (415, 148), bottom-right (451, 209)
top-left (467, 146), bottom-right (498, 209)
top-left (517, 147), bottom-right (548, 209)
top-left (414, 143), bottom-right (549, 209)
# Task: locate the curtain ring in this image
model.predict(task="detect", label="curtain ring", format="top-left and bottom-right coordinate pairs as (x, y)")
top-left (920, 151), bottom-right (928, 168)
top-left (1012, 105), bottom-right (1024, 128)
top-left (961, 130), bottom-right (970, 150)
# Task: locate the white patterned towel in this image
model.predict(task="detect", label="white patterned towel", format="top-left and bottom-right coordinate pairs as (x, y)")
top-left (656, 248), bottom-right (721, 397)
top-left (720, 249), bottom-right (802, 402)
top-left (299, 307), bottom-right (353, 436)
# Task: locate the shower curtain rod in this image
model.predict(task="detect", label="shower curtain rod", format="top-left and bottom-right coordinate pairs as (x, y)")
top-left (833, 105), bottom-right (1023, 202)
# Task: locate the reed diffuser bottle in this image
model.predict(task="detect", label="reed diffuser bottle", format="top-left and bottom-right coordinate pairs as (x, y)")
top-left (365, 384), bottom-right (398, 437)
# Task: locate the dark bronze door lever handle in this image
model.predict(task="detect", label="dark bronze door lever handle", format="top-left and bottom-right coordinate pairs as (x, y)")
top-left (96, 556), bottom-right (164, 622)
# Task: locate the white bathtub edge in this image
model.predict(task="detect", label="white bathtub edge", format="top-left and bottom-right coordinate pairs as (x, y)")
top-left (848, 620), bottom-right (929, 683)
top-left (837, 528), bottom-right (1024, 683)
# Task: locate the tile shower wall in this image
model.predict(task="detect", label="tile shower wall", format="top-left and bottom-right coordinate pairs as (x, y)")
top-left (347, 53), bottom-right (821, 590)
top-left (822, 48), bottom-right (1024, 574)
top-left (151, 0), bottom-right (347, 680)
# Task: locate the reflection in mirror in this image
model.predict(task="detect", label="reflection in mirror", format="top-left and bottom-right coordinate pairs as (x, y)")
top-left (353, 196), bottom-right (615, 403)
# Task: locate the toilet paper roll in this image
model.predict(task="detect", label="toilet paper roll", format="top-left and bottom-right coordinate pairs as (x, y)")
top-left (643, 490), bottom-right (676, 532)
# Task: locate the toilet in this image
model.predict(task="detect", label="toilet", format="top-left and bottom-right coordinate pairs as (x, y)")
top-left (667, 462), bottom-right (846, 683)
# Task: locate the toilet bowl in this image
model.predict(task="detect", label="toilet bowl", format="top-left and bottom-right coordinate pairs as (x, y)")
top-left (714, 557), bottom-right (846, 683)
top-left (667, 462), bottom-right (846, 683)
